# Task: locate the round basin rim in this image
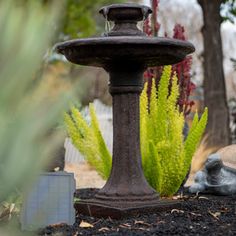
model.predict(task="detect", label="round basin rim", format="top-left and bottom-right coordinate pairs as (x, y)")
top-left (56, 36), bottom-right (195, 52)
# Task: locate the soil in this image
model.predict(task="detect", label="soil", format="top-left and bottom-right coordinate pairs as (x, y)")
top-left (64, 163), bottom-right (105, 189)
top-left (38, 188), bottom-right (236, 236)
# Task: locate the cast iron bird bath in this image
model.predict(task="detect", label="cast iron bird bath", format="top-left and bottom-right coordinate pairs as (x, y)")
top-left (56, 3), bottom-right (195, 218)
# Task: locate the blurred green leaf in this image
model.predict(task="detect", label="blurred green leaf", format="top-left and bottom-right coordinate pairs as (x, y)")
top-left (0, 0), bottom-right (72, 206)
top-left (62, 0), bottom-right (126, 38)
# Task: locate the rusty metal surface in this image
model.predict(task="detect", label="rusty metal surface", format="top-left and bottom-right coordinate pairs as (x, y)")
top-left (56, 3), bottom-right (195, 218)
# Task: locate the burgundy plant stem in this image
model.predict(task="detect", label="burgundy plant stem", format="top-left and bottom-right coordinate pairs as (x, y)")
top-left (172, 24), bottom-right (195, 116)
top-left (144, 0), bottom-right (162, 105)
top-left (151, 0), bottom-right (160, 37)
top-left (143, 2), bottom-right (196, 117)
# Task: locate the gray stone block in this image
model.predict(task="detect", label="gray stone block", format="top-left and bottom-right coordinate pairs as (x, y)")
top-left (21, 171), bottom-right (75, 230)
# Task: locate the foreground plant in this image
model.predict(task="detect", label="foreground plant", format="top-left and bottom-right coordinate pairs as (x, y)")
top-left (65, 66), bottom-right (207, 197)
top-left (0, 0), bottom-right (69, 204)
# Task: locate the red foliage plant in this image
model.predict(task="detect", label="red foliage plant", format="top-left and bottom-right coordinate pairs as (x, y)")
top-left (143, 0), bottom-right (195, 116)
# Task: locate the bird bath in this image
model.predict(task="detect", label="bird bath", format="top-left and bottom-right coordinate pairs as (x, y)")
top-left (56, 3), bottom-right (195, 218)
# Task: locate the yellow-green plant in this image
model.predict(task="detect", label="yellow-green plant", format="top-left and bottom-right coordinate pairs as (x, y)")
top-left (65, 66), bottom-right (208, 196)
top-left (140, 66), bottom-right (208, 196)
top-left (64, 104), bottom-right (112, 179)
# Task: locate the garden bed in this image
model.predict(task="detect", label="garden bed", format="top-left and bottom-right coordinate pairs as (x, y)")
top-left (38, 188), bottom-right (236, 236)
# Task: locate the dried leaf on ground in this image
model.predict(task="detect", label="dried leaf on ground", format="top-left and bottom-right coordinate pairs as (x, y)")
top-left (171, 209), bottom-right (184, 214)
top-left (119, 223), bottom-right (132, 228)
top-left (190, 212), bottom-right (202, 217)
top-left (79, 221), bottom-right (94, 228)
top-left (208, 211), bottom-right (221, 220)
top-left (98, 227), bottom-right (110, 232)
top-left (134, 220), bottom-right (151, 226)
top-left (198, 196), bottom-right (209, 200)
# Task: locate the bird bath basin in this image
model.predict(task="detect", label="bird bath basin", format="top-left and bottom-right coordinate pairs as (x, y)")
top-left (56, 3), bottom-right (195, 218)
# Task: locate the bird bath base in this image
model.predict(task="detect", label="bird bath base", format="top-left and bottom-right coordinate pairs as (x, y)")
top-left (74, 198), bottom-right (180, 219)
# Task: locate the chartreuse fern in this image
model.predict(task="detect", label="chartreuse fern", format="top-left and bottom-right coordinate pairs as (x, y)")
top-left (65, 66), bottom-right (208, 197)
top-left (140, 66), bottom-right (208, 196)
top-left (64, 104), bottom-right (112, 179)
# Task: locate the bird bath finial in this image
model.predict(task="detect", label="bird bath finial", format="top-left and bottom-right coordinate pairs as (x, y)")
top-left (99, 3), bottom-right (152, 36)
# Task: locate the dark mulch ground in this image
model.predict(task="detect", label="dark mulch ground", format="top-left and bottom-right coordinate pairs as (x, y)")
top-left (39, 188), bottom-right (236, 236)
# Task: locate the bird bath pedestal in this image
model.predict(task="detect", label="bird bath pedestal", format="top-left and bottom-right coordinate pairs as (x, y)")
top-left (56, 3), bottom-right (195, 218)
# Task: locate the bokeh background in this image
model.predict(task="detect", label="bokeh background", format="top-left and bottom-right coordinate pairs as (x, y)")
top-left (0, 0), bottom-right (235, 234)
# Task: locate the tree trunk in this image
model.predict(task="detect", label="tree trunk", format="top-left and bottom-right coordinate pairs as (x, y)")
top-left (198, 0), bottom-right (230, 148)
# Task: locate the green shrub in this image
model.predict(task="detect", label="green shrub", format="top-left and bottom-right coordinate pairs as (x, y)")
top-left (65, 66), bottom-right (208, 196)
top-left (64, 104), bottom-right (112, 179)
top-left (140, 66), bottom-right (208, 196)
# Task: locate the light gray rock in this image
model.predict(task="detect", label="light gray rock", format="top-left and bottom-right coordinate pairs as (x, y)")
top-left (21, 172), bottom-right (75, 230)
top-left (189, 153), bottom-right (236, 195)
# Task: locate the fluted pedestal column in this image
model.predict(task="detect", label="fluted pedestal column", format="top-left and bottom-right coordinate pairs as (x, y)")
top-left (75, 64), bottom-right (180, 218)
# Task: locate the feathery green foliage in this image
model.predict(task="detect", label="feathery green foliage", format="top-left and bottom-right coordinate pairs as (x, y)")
top-left (140, 66), bottom-right (208, 196)
top-left (65, 66), bottom-right (208, 197)
top-left (64, 104), bottom-right (112, 179)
